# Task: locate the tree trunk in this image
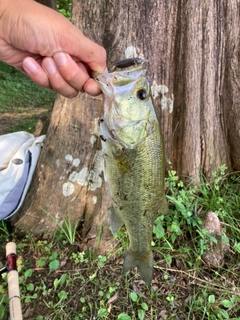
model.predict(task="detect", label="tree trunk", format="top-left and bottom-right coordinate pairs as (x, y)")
top-left (72, 0), bottom-right (240, 179)
top-left (14, 93), bottom-right (113, 253)
top-left (14, 0), bottom-right (240, 252)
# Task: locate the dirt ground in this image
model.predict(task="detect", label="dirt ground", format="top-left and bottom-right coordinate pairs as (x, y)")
top-left (0, 108), bottom-right (49, 136)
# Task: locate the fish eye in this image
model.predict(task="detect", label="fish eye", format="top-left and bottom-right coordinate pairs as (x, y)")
top-left (137, 89), bottom-right (148, 100)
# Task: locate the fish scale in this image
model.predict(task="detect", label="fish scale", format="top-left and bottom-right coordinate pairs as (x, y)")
top-left (96, 63), bottom-right (168, 285)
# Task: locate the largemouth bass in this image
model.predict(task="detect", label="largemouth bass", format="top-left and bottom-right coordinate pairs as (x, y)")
top-left (96, 60), bottom-right (168, 285)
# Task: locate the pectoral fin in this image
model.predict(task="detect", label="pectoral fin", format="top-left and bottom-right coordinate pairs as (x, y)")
top-left (110, 207), bottom-right (124, 235)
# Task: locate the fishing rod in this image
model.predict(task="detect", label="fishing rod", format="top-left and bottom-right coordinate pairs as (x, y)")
top-left (0, 219), bottom-right (22, 320)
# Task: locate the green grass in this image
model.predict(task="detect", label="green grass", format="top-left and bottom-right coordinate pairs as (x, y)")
top-left (0, 61), bottom-right (55, 112)
top-left (0, 61), bottom-right (55, 134)
top-left (0, 165), bottom-right (240, 319)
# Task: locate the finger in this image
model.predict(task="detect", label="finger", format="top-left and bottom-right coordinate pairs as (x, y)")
top-left (83, 78), bottom-right (102, 96)
top-left (23, 57), bottom-right (50, 88)
top-left (53, 52), bottom-right (90, 91)
top-left (42, 57), bottom-right (78, 98)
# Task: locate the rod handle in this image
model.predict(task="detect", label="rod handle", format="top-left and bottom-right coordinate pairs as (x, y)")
top-left (6, 242), bottom-right (23, 320)
top-left (6, 242), bottom-right (16, 256)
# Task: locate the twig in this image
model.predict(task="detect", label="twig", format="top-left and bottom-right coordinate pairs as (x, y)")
top-left (155, 266), bottom-right (240, 296)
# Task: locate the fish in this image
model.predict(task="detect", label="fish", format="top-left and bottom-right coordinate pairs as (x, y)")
top-left (95, 61), bottom-right (169, 285)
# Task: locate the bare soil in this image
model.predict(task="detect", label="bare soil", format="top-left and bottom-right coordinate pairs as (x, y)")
top-left (0, 108), bottom-right (49, 136)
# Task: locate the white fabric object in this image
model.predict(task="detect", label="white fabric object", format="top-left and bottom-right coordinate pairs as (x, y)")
top-left (0, 131), bottom-right (45, 219)
top-left (0, 131), bottom-right (33, 170)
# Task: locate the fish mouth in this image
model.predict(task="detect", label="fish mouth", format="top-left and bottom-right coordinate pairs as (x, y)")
top-left (95, 67), bottom-right (145, 97)
top-left (95, 74), bottom-right (113, 97)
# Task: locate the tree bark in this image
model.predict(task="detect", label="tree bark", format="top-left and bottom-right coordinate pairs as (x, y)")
top-left (72, 0), bottom-right (240, 178)
top-left (14, 0), bottom-right (240, 252)
top-left (14, 94), bottom-right (113, 253)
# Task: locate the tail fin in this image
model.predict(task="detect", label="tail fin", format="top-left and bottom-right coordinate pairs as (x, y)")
top-left (123, 249), bottom-right (153, 286)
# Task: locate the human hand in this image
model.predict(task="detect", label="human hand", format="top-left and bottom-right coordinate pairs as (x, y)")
top-left (0, 0), bottom-right (107, 98)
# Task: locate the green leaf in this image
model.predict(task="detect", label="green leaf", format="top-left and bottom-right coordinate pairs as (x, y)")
top-left (164, 253), bottom-right (172, 266)
top-left (26, 283), bottom-right (34, 291)
top-left (49, 260), bottom-right (60, 270)
top-left (98, 255), bottom-right (107, 267)
top-left (138, 309), bottom-right (145, 320)
top-left (54, 278), bottom-right (59, 290)
top-left (58, 291), bottom-right (67, 300)
top-left (221, 299), bottom-right (233, 308)
top-left (117, 313), bottom-right (131, 320)
top-left (154, 223), bottom-right (165, 239)
top-left (97, 308), bottom-right (108, 317)
top-left (0, 304), bottom-right (6, 319)
top-left (221, 235), bottom-right (229, 245)
top-left (233, 242), bottom-right (240, 253)
top-left (24, 269), bottom-right (33, 279)
top-left (50, 251), bottom-right (58, 261)
top-left (218, 309), bottom-right (230, 319)
top-left (163, 273), bottom-right (169, 280)
top-left (208, 234), bottom-right (218, 244)
top-left (37, 257), bottom-right (46, 267)
top-left (130, 291), bottom-right (138, 302)
top-left (166, 195), bottom-right (186, 213)
top-left (58, 273), bottom-right (67, 286)
top-left (208, 295), bottom-right (215, 304)
top-left (0, 285), bottom-right (5, 294)
top-left (24, 293), bottom-right (38, 303)
top-left (141, 302), bottom-right (148, 311)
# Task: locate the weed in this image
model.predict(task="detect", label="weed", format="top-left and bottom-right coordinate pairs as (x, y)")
top-left (0, 295), bottom-right (8, 319)
top-left (0, 221), bottom-right (8, 237)
top-left (42, 208), bottom-right (80, 245)
top-left (71, 252), bottom-right (86, 264)
top-left (1, 165), bottom-right (240, 319)
top-left (49, 252), bottom-right (60, 271)
top-left (129, 291), bottom-right (149, 320)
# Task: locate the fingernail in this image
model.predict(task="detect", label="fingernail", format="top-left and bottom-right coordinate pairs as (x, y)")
top-left (54, 52), bottom-right (67, 67)
top-left (23, 58), bottom-right (37, 73)
top-left (43, 58), bottom-right (57, 75)
top-left (92, 68), bottom-right (108, 79)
